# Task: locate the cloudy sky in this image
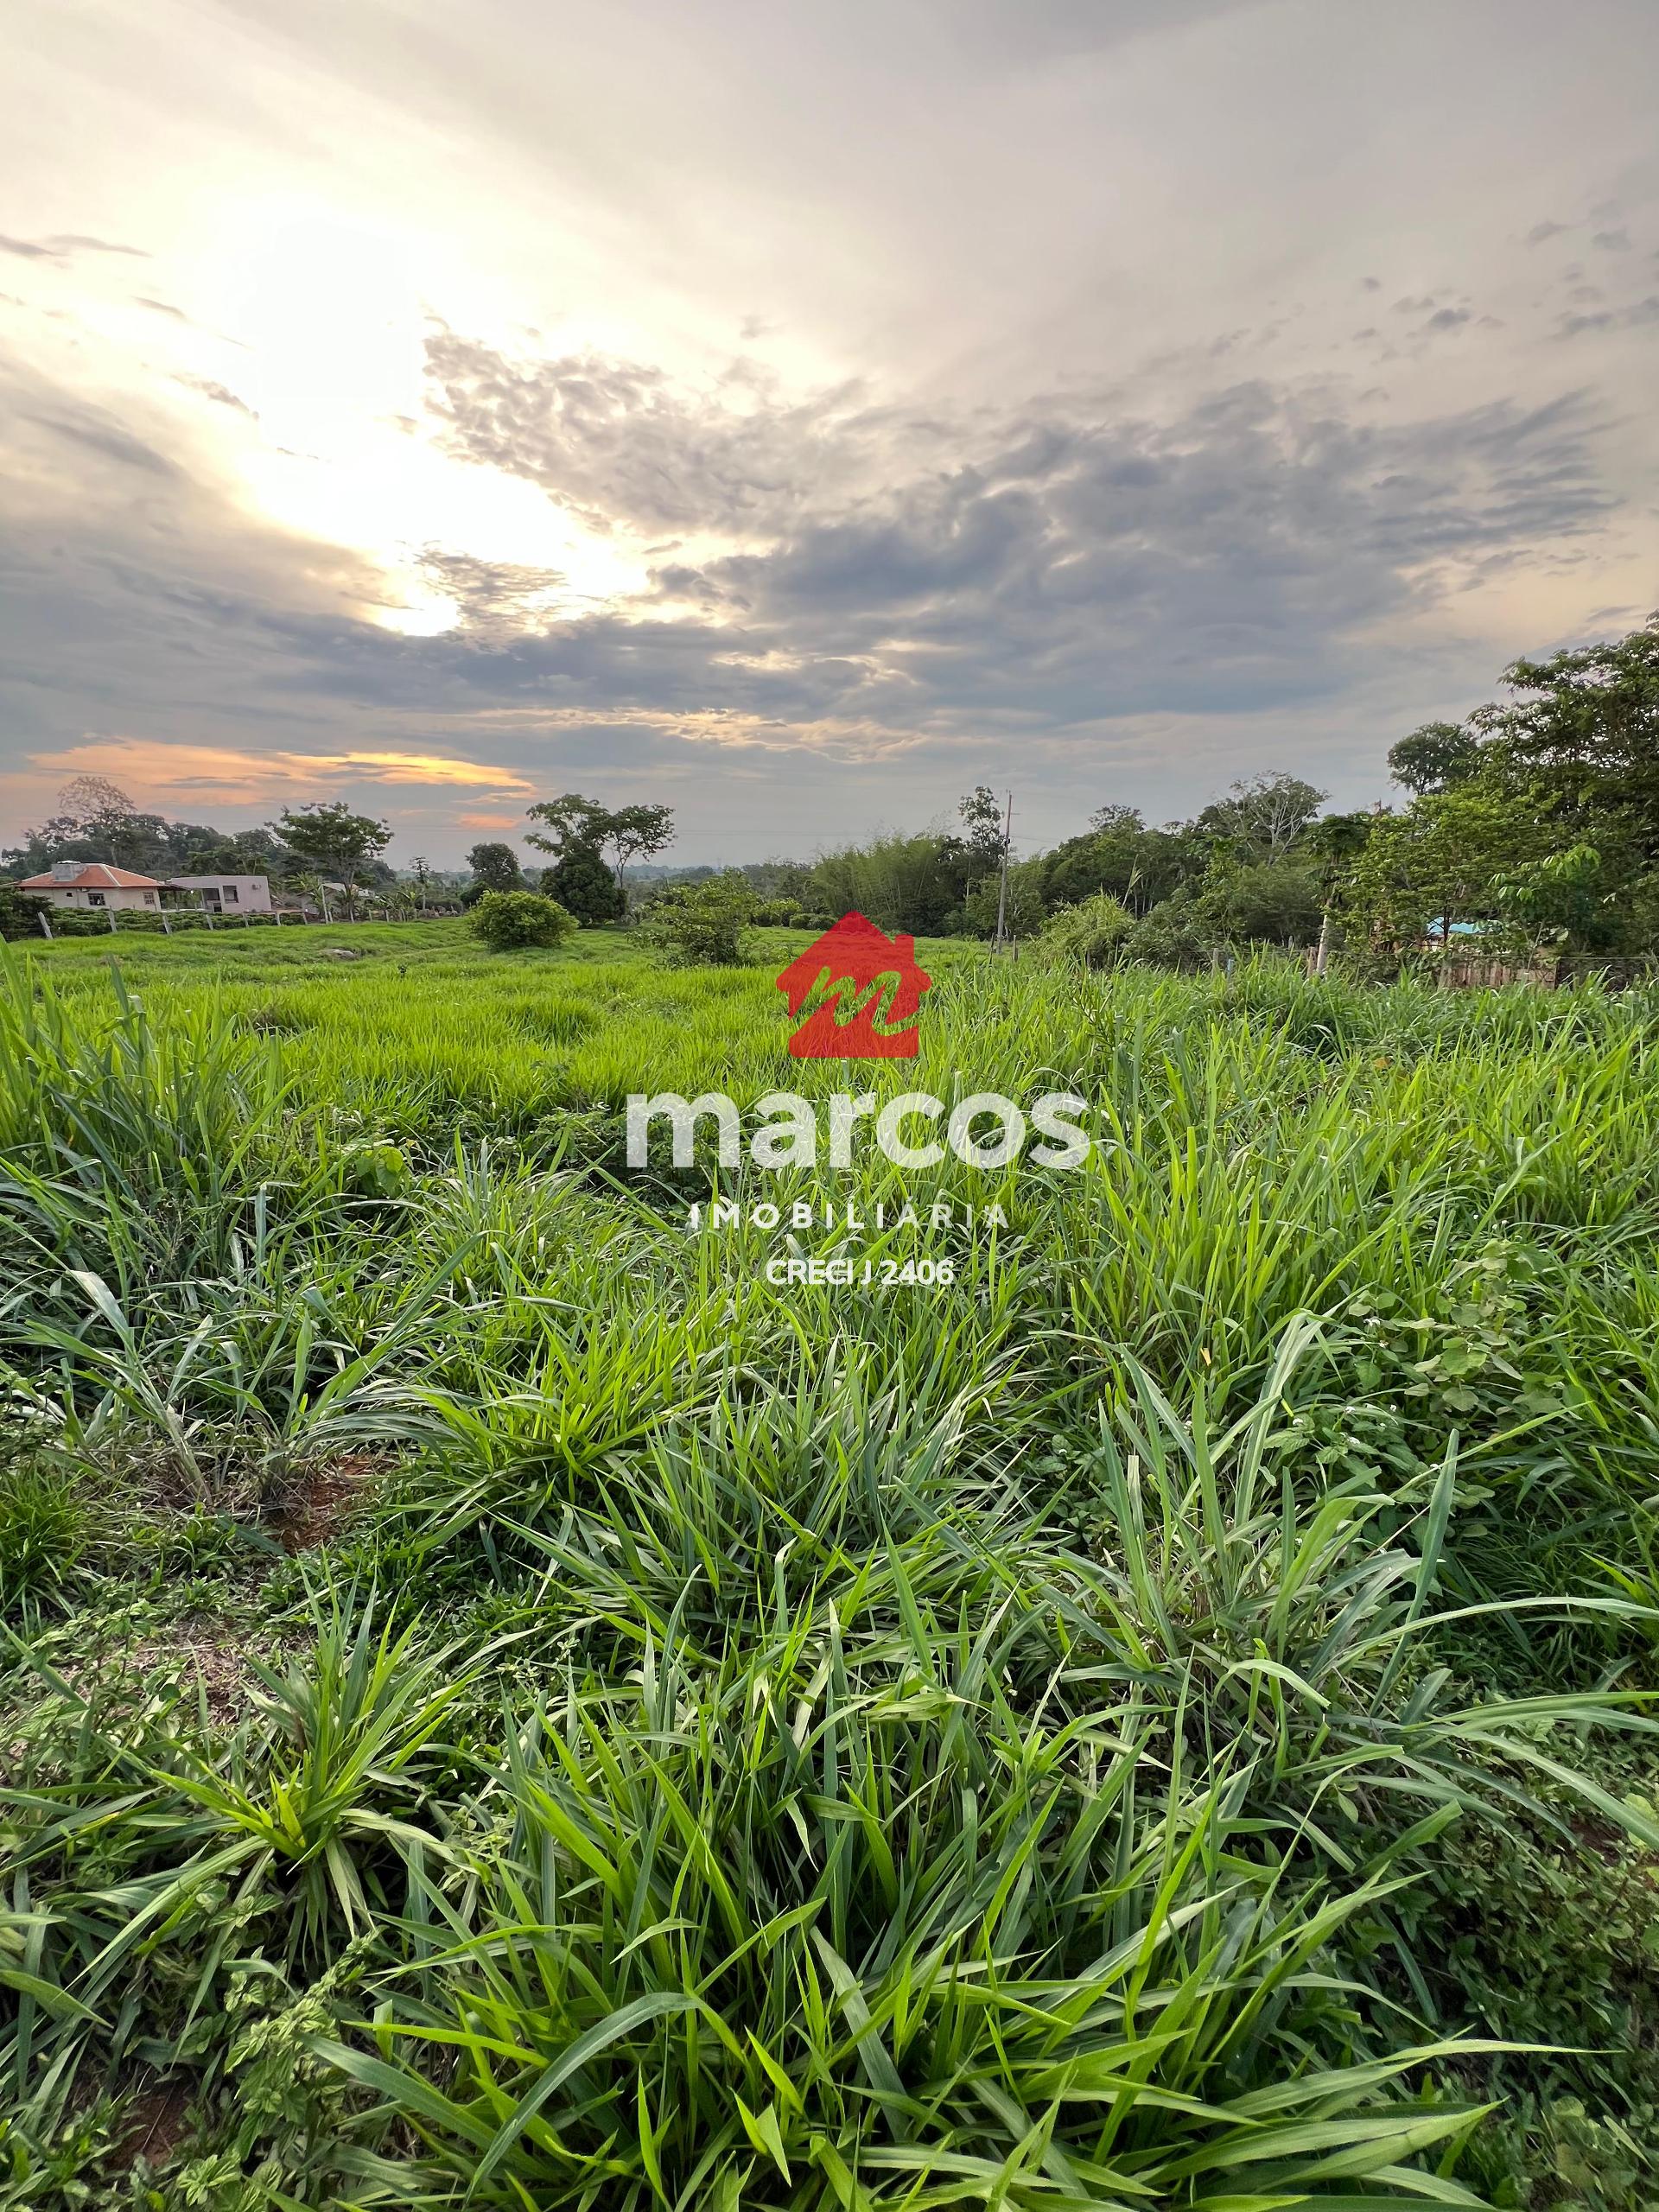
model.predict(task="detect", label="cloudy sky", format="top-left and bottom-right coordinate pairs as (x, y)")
top-left (3, 0), bottom-right (1656, 865)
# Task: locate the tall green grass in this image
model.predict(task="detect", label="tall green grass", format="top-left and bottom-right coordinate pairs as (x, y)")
top-left (3, 929), bottom-right (1659, 2198)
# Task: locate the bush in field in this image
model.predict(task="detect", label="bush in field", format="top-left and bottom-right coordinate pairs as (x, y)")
top-left (638, 871), bottom-right (755, 965)
top-left (1126, 891), bottom-right (1211, 969)
top-left (540, 846), bottom-right (623, 925)
top-left (467, 889), bottom-right (575, 950)
top-left (0, 882), bottom-right (51, 942)
top-left (1042, 888), bottom-right (1134, 968)
top-left (1195, 856), bottom-right (1324, 946)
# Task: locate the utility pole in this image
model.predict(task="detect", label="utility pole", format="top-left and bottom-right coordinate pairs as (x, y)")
top-left (991, 790), bottom-right (1013, 955)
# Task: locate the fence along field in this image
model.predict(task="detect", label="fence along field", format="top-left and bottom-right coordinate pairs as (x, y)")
top-left (3, 916), bottom-right (1659, 2204)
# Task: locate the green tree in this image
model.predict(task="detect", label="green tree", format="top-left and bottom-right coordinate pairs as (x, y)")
top-left (467, 842), bottom-right (526, 893)
top-left (951, 786), bottom-right (1007, 875)
top-left (542, 848), bottom-right (624, 925)
top-left (963, 858), bottom-right (1045, 939)
top-left (271, 803), bottom-right (392, 918)
top-left (808, 833), bottom-right (969, 937)
top-left (1388, 721), bottom-right (1482, 795)
top-left (524, 793), bottom-right (611, 861)
top-left (1301, 810), bottom-right (1378, 880)
top-left (288, 869), bottom-right (327, 919)
top-left (1491, 844), bottom-right (1612, 954)
top-left (1192, 860), bottom-right (1323, 948)
top-left (174, 824), bottom-right (298, 880)
top-left (606, 802), bottom-right (676, 897)
top-left (1343, 787), bottom-right (1544, 952)
top-left (1197, 773), bottom-right (1326, 864)
top-left (1039, 809), bottom-right (1193, 915)
top-left (525, 795), bottom-right (677, 904)
top-left (21, 776), bottom-right (173, 874)
top-left (1473, 613), bottom-right (1659, 862)
top-left (54, 775), bottom-right (144, 864)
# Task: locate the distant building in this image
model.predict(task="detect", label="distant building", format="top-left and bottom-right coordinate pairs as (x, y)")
top-left (21, 861), bottom-right (163, 912)
top-left (167, 874), bottom-right (273, 913)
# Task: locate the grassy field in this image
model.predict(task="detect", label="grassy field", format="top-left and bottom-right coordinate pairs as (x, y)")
top-left (3, 919), bottom-right (1659, 2206)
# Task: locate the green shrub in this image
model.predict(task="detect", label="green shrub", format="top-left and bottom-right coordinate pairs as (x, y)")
top-left (0, 882), bottom-right (51, 942)
top-left (1126, 891), bottom-right (1211, 968)
top-left (637, 871), bottom-right (756, 965)
top-left (1391, 1756), bottom-right (1659, 2205)
top-left (467, 889), bottom-right (575, 951)
top-left (1195, 857), bottom-right (1324, 947)
top-left (1041, 888), bottom-right (1134, 968)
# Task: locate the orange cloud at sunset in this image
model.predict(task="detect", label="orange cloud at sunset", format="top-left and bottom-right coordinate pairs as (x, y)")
top-left (35, 740), bottom-right (534, 805)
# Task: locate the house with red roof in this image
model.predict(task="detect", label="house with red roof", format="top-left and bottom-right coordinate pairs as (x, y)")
top-left (775, 912), bottom-right (931, 1058)
top-left (20, 861), bottom-right (164, 913)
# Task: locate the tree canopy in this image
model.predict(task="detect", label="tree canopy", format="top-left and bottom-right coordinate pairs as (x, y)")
top-left (271, 804), bottom-right (393, 915)
top-left (524, 794), bottom-right (676, 896)
top-left (466, 842), bottom-right (526, 893)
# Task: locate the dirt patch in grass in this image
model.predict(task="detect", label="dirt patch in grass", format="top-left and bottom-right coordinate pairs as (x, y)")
top-left (271, 1450), bottom-right (389, 1551)
top-left (112, 2075), bottom-right (194, 2169)
top-left (44, 1617), bottom-right (259, 1729)
top-left (127, 1625), bottom-right (254, 1726)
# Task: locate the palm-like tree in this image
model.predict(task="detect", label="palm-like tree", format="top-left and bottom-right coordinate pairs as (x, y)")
top-left (288, 871), bottom-right (329, 922)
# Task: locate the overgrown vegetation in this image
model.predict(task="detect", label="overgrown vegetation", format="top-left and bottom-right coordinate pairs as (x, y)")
top-left (2, 922), bottom-right (1658, 2203)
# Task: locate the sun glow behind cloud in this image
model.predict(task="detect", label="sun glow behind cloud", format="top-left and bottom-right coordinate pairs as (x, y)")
top-left (115, 200), bottom-right (658, 635)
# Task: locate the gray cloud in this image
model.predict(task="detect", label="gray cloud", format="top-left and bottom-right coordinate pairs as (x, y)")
top-left (414, 549), bottom-right (572, 636)
top-left (173, 374), bottom-right (256, 415)
top-left (425, 331), bottom-right (904, 535)
top-left (426, 336), bottom-right (1611, 711)
top-left (22, 403), bottom-right (178, 476)
top-left (48, 232), bottom-right (148, 257)
top-left (0, 232), bottom-right (147, 261)
top-left (0, 324), bottom-right (1621, 827)
top-left (1557, 296), bottom-right (1659, 339)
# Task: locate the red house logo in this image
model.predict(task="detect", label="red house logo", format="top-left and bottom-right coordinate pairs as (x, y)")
top-left (775, 912), bottom-right (931, 1058)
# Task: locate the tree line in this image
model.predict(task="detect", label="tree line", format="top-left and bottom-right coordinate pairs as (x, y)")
top-left (7, 613), bottom-right (1656, 964)
top-left (701, 612), bottom-right (1659, 969)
